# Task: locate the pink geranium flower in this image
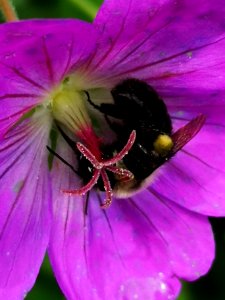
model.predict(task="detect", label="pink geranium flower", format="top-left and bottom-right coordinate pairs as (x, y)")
top-left (0, 0), bottom-right (225, 299)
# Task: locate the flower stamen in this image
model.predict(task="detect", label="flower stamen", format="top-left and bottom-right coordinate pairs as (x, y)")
top-left (63, 130), bottom-right (136, 208)
top-left (63, 169), bottom-right (101, 196)
top-left (100, 169), bottom-right (113, 208)
top-left (106, 166), bottom-right (134, 181)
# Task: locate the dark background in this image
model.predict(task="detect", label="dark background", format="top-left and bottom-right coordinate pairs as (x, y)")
top-left (1, 1), bottom-right (225, 299)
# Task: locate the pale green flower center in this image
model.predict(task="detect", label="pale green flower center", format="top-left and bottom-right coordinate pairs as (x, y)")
top-left (50, 76), bottom-right (91, 133)
top-left (48, 74), bottom-right (115, 146)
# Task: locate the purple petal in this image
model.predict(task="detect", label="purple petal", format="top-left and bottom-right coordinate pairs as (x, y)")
top-left (0, 19), bottom-right (89, 47)
top-left (150, 133), bottom-right (225, 216)
top-left (0, 114), bottom-right (51, 298)
top-left (48, 140), bottom-right (180, 300)
top-left (92, 0), bottom-right (225, 180)
top-left (0, 19), bottom-right (97, 138)
top-left (172, 118), bottom-right (225, 169)
top-left (169, 97), bottom-right (225, 183)
top-left (167, 89), bottom-right (225, 128)
top-left (132, 191), bottom-right (214, 280)
top-left (88, 0), bottom-right (225, 90)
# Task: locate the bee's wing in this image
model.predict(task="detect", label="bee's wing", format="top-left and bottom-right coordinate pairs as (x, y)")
top-left (171, 114), bottom-right (206, 154)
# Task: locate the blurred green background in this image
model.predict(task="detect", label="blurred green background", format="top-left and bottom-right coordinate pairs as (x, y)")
top-left (1, 0), bottom-right (225, 299)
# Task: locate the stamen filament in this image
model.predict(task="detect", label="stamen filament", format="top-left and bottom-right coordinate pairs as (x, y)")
top-left (107, 166), bottom-right (134, 181)
top-left (172, 114), bottom-right (206, 153)
top-left (76, 142), bottom-right (103, 169)
top-left (63, 169), bottom-right (101, 196)
top-left (100, 169), bottom-right (113, 209)
top-left (103, 130), bottom-right (136, 166)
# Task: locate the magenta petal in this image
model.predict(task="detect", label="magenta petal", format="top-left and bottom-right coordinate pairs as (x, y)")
top-left (0, 19), bottom-right (91, 48)
top-left (94, 0), bottom-right (164, 50)
top-left (167, 90), bottom-right (225, 127)
top-left (150, 115), bottom-right (225, 216)
top-left (0, 116), bottom-right (51, 298)
top-left (48, 141), bottom-right (180, 300)
top-left (132, 191), bottom-right (214, 280)
top-left (150, 139), bottom-right (225, 216)
top-left (0, 19), bottom-right (97, 138)
top-left (172, 118), bottom-right (225, 170)
top-left (89, 0), bottom-right (225, 89)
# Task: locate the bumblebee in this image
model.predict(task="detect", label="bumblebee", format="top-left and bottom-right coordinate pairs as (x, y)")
top-left (85, 78), bottom-right (205, 195)
top-left (48, 78), bottom-right (205, 200)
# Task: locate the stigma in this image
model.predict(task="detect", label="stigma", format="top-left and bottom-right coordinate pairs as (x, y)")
top-left (63, 130), bottom-right (136, 208)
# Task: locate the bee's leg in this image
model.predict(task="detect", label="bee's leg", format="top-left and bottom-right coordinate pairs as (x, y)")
top-left (84, 90), bottom-right (123, 119)
top-left (46, 146), bottom-right (78, 174)
top-left (84, 91), bottom-right (101, 110)
top-left (56, 123), bottom-right (76, 151)
top-left (84, 191), bottom-right (90, 215)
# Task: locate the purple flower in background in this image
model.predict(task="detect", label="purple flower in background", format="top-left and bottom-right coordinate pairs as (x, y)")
top-left (0, 0), bottom-right (225, 299)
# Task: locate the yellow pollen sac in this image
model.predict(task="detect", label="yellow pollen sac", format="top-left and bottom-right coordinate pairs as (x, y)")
top-left (153, 134), bottom-right (173, 155)
top-left (51, 86), bottom-right (90, 133)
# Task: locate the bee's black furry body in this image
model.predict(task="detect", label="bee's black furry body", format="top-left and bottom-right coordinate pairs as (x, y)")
top-left (87, 78), bottom-right (173, 187)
